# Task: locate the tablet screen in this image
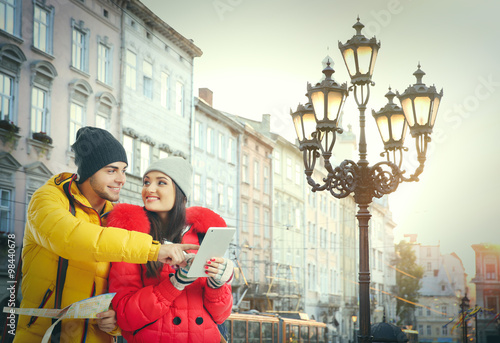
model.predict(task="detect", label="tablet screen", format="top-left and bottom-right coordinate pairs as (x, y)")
top-left (187, 227), bottom-right (236, 277)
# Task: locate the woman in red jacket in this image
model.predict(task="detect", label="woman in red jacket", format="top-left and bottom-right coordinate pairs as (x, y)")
top-left (107, 157), bottom-right (233, 343)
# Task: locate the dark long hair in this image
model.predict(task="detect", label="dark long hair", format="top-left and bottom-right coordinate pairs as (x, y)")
top-left (144, 182), bottom-right (187, 278)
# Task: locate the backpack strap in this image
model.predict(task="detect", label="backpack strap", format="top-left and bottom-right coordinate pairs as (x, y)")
top-left (51, 181), bottom-right (75, 342)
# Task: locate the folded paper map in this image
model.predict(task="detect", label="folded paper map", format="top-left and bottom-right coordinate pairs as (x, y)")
top-left (3, 293), bottom-right (115, 343)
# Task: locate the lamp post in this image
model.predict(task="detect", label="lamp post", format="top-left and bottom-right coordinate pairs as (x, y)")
top-left (290, 18), bottom-right (443, 343)
top-left (461, 294), bottom-right (470, 343)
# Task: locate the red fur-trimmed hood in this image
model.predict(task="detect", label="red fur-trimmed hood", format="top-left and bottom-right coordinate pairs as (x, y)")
top-left (107, 204), bottom-right (227, 245)
top-left (107, 203), bottom-right (151, 234)
top-left (183, 206), bottom-right (227, 245)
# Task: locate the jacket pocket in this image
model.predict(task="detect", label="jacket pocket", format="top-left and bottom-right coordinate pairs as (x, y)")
top-left (27, 287), bottom-right (53, 327)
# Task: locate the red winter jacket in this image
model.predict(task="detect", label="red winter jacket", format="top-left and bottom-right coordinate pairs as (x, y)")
top-left (108, 204), bottom-right (233, 343)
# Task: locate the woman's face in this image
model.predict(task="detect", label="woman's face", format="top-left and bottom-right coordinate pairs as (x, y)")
top-left (142, 171), bottom-right (176, 218)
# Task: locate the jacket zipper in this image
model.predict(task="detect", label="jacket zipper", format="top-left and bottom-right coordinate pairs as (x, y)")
top-left (27, 287), bottom-right (53, 327)
top-left (133, 319), bottom-right (159, 336)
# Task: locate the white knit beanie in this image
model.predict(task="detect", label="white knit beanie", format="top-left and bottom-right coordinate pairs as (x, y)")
top-left (144, 157), bottom-right (193, 198)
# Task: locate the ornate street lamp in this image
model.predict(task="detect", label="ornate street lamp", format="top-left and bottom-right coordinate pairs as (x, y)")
top-left (372, 88), bottom-right (407, 168)
top-left (461, 294), bottom-right (470, 343)
top-left (290, 18), bottom-right (443, 343)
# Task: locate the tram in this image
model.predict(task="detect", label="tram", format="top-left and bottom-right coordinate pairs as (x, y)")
top-left (224, 311), bottom-right (327, 343)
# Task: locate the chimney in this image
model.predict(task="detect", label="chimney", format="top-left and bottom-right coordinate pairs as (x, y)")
top-left (262, 114), bottom-right (271, 132)
top-left (199, 88), bottom-right (213, 107)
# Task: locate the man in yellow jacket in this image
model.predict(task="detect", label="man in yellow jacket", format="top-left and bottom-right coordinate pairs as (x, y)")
top-left (14, 127), bottom-right (197, 343)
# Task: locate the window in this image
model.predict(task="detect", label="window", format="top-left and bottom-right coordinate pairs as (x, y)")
top-left (242, 155), bottom-right (249, 183)
top-left (193, 174), bottom-right (201, 202)
top-left (242, 202), bottom-right (248, 232)
top-left (160, 71), bottom-right (169, 108)
top-left (218, 133), bottom-right (225, 159)
top-left (97, 41), bottom-right (112, 85)
top-left (206, 127), bottom-right (214, 154)
top-left (0, 188), bottom-right (12, 234)
top-left (31, 87), bottom-right (47, 133)
top-left (95, 113), bottom-right (107, 130)
top-left (227, 186), bottom-right (234, 212)
top-left (286, 157), bottom-right (292, 180)
top-left (194, 120), bottom-right (202, 149)
top-left (442, 326), bottom-right (448, 335)
top-left (29, 61), bottom-right (56, 137)
top-left (125, 50), bottom-right (136, 90)
top-left (263, 209), bottom-right (270, 238)
top-left (69, 103), bottom-right (84, 145)
top-left (295, 163), bottom-right (301, 184)
top-left (263, 166), bottom-right (269, 194)
top-left (0, 0), bottom-right (20, 36)
top-left (71, 21), bottom-right (89, 72)
top-left (140, 142), bottom-right (150, 176)
top-left (331, 201), bottom-right (337, 218)
top-left (0, 72), bottom-right (13, 121)
top-left (427, 262), bottom-right (432, 271)
top-left (253, 254), bottom-right (260, 282)
top-left (123, 135), bottom-right (134, 174)
top-left (206, 178), bottom-right (213, 207)
top-left (69, 80), bottom-right (92, 146)
top-left (486, 262), bottom-right (497, 280)
top-left (274, 150), bottom-right (281, 174)
top-left (143, 60), bottom-right (152, 99)
top-left (175, 81), bottom-right (184, 116)
top-left (441, 305), bottom-right (447, 316)
top-left (254, 205), bottom-right (260, 235)
top-left (253, 160), bottom-right (260, 190)
top-left (228, 137), bottom-right (236, 164)
top-left (33, 2), bottom-right (54, 54)
top-left (217, 183), bottom-right (224, 209)
top-left (486, 296), bottom-right (498, 313)
top-left (95, 93), bottom-right (115, 131)
top-left (378, 251), bottom-right (383, 271)
top-left (426, 325), bottom-right (431, 336)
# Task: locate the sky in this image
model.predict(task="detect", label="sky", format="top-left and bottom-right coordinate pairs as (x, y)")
top-left (141, 0), bottom-right (500, 280)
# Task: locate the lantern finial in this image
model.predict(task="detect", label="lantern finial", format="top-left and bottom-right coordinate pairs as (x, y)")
top-left (413, 64), bottom-right (426, 85)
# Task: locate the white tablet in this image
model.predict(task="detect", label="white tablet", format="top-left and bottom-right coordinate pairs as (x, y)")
top-left (187, 227), bottom-right (236, 277)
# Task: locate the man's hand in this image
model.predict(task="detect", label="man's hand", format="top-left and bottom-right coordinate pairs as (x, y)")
top-left (158, 243), bottom-right (199, 265)
top-left (96, 309), bottom-right (117, 333)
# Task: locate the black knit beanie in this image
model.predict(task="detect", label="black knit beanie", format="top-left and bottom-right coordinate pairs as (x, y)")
top-left (71, 127), bottom-right (128, 184)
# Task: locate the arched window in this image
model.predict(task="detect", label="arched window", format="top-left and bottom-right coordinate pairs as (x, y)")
top-left (68, 79), bottom-right (92, 145)
top-left (95, 92), bottom-right (116, 130)
top-left (0, 44), bottom-right (26, 124)
top-left (30, 60), bottom-right (57, 135)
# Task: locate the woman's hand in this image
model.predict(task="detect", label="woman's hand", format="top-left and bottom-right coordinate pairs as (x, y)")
top-left (170, 253), bottom-right (198, 290)
top-left (158, 243), bottom-right (199, 265)
top-left (205, 257), bottom-right (234, 288)
top-left (96, 308), bottom-right (117, 333)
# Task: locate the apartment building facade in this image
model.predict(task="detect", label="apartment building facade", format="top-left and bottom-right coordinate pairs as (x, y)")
top-left (472, 243), bottom-right (500, 343)
top-left (233, 114), bottom-right (274, 311)
top-left (0, 0), bottom-right (129, 301)
top-left (118, 0), bottom-right (202, 204)
top-left (0, 0), bottom-right (201, 301)
top-left (412, 243), bottom-right (467, 343)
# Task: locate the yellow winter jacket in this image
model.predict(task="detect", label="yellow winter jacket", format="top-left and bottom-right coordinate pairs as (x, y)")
top-left (14, 173), bottom-right (161, 343)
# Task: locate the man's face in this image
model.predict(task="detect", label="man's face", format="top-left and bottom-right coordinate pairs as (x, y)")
top-left (88, 162), bottom-right (127, 202)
